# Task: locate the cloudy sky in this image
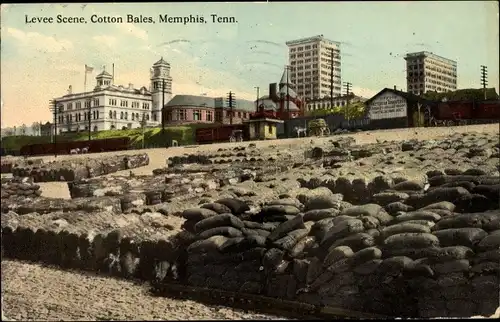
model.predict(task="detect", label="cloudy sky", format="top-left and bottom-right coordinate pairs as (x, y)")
top-left (1, 1), bottom-right (498, 127)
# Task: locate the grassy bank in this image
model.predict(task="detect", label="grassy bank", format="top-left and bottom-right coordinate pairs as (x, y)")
top-left (1, 125), bottom-right (202, 153)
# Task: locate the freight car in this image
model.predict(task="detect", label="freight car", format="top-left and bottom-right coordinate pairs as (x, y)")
top-left (427, 100), bottom-right (500, 126)
top-left (20, 137), bottom-right (131, 156)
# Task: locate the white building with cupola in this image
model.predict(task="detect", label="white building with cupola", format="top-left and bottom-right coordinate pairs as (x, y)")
top-left (51, 58), bottom-right (173, 134)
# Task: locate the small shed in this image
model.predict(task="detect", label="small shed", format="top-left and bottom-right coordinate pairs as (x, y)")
top-left (243, 117), bottom-right (284, 140)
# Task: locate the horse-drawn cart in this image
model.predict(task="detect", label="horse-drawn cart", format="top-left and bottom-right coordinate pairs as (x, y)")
top-left (308, 118), bottom-right (330, 136)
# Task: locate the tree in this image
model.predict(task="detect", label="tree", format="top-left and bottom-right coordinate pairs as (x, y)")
top-left (20, 124), bottom-right (27, 135)
top-left (31, 122), bottom-right (41, 136)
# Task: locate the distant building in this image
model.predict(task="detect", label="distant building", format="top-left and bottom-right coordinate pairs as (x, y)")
top-left (255, 66), bottom-right (305, 119)
top-left (51, 58), bottom-right (173, 134)
top-left (305, 94), bottom-right (367, 112)
top-left (164, 95), bottom-right (255, 125)
top-left (286, 35), bottom-right (342, 100)
top-left (404, 51), bottom-right (457, 95)
top-left (40, 122), bottom-right (53, 137)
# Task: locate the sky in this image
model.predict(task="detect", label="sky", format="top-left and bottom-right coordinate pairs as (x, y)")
top-left (1, 1), bottom-right (498, 127)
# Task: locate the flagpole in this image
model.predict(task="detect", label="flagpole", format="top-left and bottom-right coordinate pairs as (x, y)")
top-left (84, 65), bottom-right (87, 93)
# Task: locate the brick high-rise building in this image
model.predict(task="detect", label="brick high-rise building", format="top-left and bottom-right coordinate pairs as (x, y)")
top-left (286, 35), bottom-right (342, 100)
top-left (405, 51), bottom-right (457, 96)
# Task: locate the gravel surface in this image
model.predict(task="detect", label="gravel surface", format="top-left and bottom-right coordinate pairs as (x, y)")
top-left (1, 260), bottom-right (288, 321)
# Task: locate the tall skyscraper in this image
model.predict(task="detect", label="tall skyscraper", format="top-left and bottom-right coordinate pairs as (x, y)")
top-left (405, 51), bottom-right (457, 95)
top-left (286, 35), bottom-right (342, 100)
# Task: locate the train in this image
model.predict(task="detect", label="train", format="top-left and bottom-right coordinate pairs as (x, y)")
top-left (19, 137), bottom-right (131, 156)
top-left (426, 100), bottom-right (500, 126)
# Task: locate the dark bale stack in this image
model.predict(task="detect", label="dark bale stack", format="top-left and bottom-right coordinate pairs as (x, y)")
top-left (1, 177), bottom-right (42, 200)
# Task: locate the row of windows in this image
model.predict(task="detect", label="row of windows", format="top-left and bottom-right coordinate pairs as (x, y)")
top-left (290, 44), bottom-right (318, 52)
top-left (108, 110), bottom-right (151, 121)
top-left (58, 111), bottom-right (100, 124)
top-left (109, 99), bottom-right (150, 109)
top-left (59, 99), bottom-right (99, 112)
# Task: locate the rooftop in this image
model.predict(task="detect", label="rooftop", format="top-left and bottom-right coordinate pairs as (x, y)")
top-left (404, 51), bottom-right (457, 64)
top-left (286, 34), bottom-right (341, 46)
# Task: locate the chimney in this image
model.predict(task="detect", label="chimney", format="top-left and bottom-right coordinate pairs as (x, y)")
top-left (269, 83), bottom-right (277, 101)
top-left (128, 83), bottom-right (133, 89)
top-left (394, 85), bottom-right (397, 90)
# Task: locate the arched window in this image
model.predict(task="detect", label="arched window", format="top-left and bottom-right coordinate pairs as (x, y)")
top-left (120, 112), bottom-right (124, 119)
top-left (136, 113), bottom-right (139, 120)
top-left (132, 113), bottom-right (135, 121)
top-left (109, 111), bottom-right (113, 119)
top-left (113, 111), bottom-right (117, 119)
top-left (125, 112), bottom-right (128, 120)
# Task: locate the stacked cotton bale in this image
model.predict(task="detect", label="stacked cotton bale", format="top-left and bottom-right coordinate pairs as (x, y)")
top-left (12, 153), bottom-right (150, 182)
top-left (0, 210), bottom-right (185, 280)
top-left (0, 177), bottom-right (42, 200)
top-left (2, 196), bottom-right (123, 215)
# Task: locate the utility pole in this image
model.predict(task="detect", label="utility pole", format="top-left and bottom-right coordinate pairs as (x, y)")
top-left (330, 47), bottom-right (334, 110)
top-left (254, 86), bottom-right (260, 112)
top-left (343, 82), bottom-right (352, 124)
top-left (227, 91), bottom-right (235, 125)
top-left (480, 65), bottom-right (488, 100)
top-left (285, 65), bottom-right (291, 138)
top-left (49, 99), bottom-right (58, 157)
top-left (161, 78), bottom-right (166, 146)
top-left (87, 98), bottom-right (92, 141)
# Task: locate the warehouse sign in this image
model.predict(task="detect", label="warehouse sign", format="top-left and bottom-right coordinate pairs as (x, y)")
top-left (368, 92), bottom-right (408, 120)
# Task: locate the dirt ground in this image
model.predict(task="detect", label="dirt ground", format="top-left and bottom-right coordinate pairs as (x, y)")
top-left (2, 124), bottom-right (499, 320)
top-left (1, 260), bottom-right (288, 321)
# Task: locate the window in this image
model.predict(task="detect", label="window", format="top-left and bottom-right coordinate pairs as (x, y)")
top-left (93, 110), bottom-right (97, 119)
top-left (153, 113), bottom-right (157, 121)
top-left (135, 113), bottom-right (139, 120)
top-left (120, 112), bottom-right (124, 119)
top-left (132, 113), bottom-right (135, 121)
top-left (109, 99), bottom-right (117, 106)
top-left (237, 112), bottom-right (241, 118)
top-left (176, 109), bottom-right (186, 120)
top-left (268, 124), bottom-right (274, 134)
top-left (125, 112), bottom-right (128, 120)
top-left (215, 110), bottom-right (223, 122)
top-left (206, 111), bottom-right (213, 121)
top-left (109, 111), bottom-right (113, 119)
top-left (113, 111), bottom-right (117, 119)
top-left (93, 126), bottom-right (98, 132)
top-left (76, 102), bottom-right (81, 109)
top-left (120, 100), bottom-right (128, 107)
top-left (68, 103), bottom-right (73, 110)
top-left (93, 99), bottom-right (99, 107)
top-left (193, 110), bottom-right (201, 121)
top-left (142, 103), bottom-right (150, 109)
top-left (132, 101), bottom-right (139, 108)
top-left (84, 100), bottom-right (91, 108)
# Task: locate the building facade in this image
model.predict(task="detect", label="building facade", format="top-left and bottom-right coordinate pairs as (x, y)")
top-left (51, 58), bottom-right (172, 134)
top-left (305, 94), bottom-right (367, 112)
top-left (256, 67), bottom-right (304, 119)
top-left (164, 95), bottom-right (255, 125)
top-left (286, 35), bottom-right (342, 100)
top-left (404, 51), bottom-right (457, 96)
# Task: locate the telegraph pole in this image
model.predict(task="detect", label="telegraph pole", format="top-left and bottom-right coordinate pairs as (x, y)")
top-left (49, 99), bottom-right (58, 157)
top-left (480, 65), bottom-right (488, 100)
top-left (161, 78), bottom-right (166, 146)
top-left (285, 65), bottom-right (291, 138)
top-left (227, 91), bottom-right (235, 125)
top-left (87, 98), bottom-right (92, 141)
top-left (254, 86), bottom-right (260, 112)
top-left (343, 82), bottom-right (352, 123)
top-left (330, 48), bottom-right (334, 110)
